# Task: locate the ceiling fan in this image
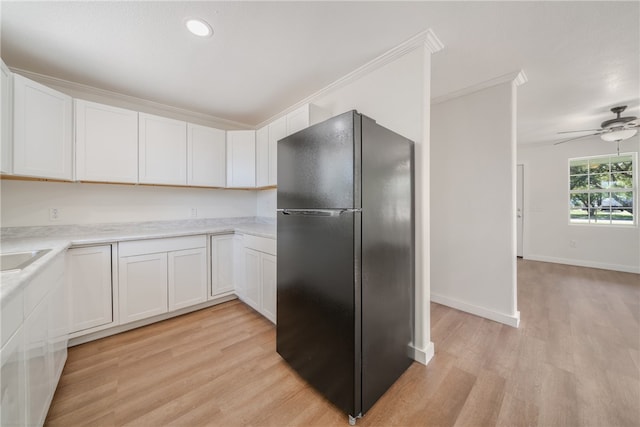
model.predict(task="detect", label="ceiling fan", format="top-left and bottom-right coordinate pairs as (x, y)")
top-left (554, 105), bottom-right (639, 146)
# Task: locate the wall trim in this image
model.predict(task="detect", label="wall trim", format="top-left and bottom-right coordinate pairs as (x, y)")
top-left (8, 66), bottom-right (252, 130)
top-left (410, 341), bottom-right (435, 365)
top-left (525, 254), bottom-right (640, 274)
top-left (432, 70), bottom-right (528, 106)
top-left (256, 28), bottom-right (444, 128)
top-left (431, 293), bottom-right (521, 327)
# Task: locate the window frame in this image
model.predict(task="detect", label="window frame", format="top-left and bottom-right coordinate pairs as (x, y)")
top-left (568, 152), bottom-right (637, 227)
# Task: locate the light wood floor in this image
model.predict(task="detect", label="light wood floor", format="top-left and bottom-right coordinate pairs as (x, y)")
top-left (45, 259), bottom-right (640, 426)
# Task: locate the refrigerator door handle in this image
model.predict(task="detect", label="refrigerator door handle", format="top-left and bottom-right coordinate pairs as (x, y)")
top-left (278, 208), bottom-right (361, 217)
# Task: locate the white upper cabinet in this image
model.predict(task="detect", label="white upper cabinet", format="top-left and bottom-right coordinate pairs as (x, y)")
top-left (256, 125), bottom-right (269, 187)
top-left (139, 113), bottom-right (187, 185)
top-left (226, 130), bottom-right (255, 188)
top-left (1, 60), bottom-right (12, 175)
top-left (187, 123), bottom-right (226, 187)
top-left (286, 103), bottom-right (329, 136)
top-left (75, 100), bottom-right (138, 183)
top-left (12, 74), bottom-right (72, 180)
top-left (269, 117), bottom-right (287, 185)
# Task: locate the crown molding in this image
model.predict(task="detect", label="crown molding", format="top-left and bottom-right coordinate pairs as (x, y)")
top-left (256, 28), bottom-right (444, 129)
top-left (8, 67), bottom-right (252, 130)
top-left (432, 70), bottom-right (528, 106)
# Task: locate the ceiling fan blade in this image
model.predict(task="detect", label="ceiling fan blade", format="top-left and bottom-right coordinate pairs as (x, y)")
top-left (553, 132), bottom-right (602, 145)
top-left (557, 128), bottom-right (603, 134)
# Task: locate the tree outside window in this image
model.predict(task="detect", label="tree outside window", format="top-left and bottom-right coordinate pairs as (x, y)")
top-left (569, 153), bottom-right (636, 225)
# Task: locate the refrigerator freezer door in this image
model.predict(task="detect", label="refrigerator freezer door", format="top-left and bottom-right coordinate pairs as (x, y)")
top-left (276, 210), bottom-right (360, 417)
top-left (360, 115), bottom-right (414, 413)
top-left (277, 110), bottom-right (361, 210)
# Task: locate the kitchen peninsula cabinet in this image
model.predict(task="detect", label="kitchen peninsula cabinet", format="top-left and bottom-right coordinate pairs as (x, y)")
top-left (138, 113), bottom-right (187, 186)
top-left (240, 235), bottom-right (276, 323)
top-left (75, 100), bottom-right (139, 183)
top-left (12, 73), bottom-right (73, 180)
top-left (187, 123), bottom-right (226, 187)
top-left (226, 130), bottom-right (256, 188)
top-left (66, 245), bottom-right (114, 334)
top-left (118, 236), bottom-right (207, 324)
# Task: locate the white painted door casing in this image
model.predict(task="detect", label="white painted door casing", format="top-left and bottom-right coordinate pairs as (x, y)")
top-left (75, 100), bottom-right (139, 183)
top-left (12, 73), bottom-right (72, 180)
top-left (138, 113), bottom-right (187, 185)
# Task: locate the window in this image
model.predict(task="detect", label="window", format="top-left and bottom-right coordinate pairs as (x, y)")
top-left (569, 153), bottom-right (636, 225)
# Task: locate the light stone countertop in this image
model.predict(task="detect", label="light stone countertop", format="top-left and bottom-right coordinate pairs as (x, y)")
top-left (0, 217), bottom-right (276, 303)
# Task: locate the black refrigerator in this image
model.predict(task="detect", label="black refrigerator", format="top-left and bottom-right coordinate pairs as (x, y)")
top-left (276, 110), bottom-right (414, 424)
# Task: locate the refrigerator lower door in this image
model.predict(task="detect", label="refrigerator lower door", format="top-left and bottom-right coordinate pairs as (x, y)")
top-left (276, 209), bottom-right (361, 417)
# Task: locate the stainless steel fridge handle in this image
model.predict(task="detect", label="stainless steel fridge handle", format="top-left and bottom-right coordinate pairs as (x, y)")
top-left (278, 209), bottom-right (361, 216)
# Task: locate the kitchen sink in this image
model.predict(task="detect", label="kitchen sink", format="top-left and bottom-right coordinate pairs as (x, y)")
top-left (0, 249), bottom-right (52, 272)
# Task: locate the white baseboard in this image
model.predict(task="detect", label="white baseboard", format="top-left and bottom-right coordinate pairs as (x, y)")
top-left (409, 341), bottom-right (434, 365)
top-left (431, 293), bottom-right (520, 327)
top-left (525, 254), bottom-right (640, 274)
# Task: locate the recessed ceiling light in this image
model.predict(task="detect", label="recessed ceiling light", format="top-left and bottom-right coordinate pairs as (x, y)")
top-left (185, 18), bottom-right (213, 37)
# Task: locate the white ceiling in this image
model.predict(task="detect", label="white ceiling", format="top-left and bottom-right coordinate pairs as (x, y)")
top-left (1, 1), bottom-right (638, 145)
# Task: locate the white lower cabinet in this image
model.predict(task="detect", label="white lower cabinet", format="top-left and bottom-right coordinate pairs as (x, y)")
top-left (210, 234), bottom-right (235, 297)
top-left (118, 236), bottom-right (206, 325)
top-left (66, 245), bottom-right (114, 334)
top-left (24, 296), bottom-right (52, 427)
top-left (119, 252), bottom-right (169, 324)
top-left (1, 326), bottom-right (25, 426)
top-left (240, 235), bottom-right (277, 323)
top-left (168, 248), bottom-right (207, 311)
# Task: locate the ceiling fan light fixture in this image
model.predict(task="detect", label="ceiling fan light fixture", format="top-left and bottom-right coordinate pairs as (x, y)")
top-left (185, 18), bottom-right (213, 37)
top-left (600, 128), bottom-right (638, 142)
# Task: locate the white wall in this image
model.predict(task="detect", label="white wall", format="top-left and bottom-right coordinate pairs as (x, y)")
top-left (431, 79), bottom-right (520, 327)
top-left (256, 189), bottom-right (276, 219)
top-left (0, 180), bottom-right (256, 227)
top-left (518, 136), bottom-right (640, 273)
top-left (313, 45), bottom-right (434, 363)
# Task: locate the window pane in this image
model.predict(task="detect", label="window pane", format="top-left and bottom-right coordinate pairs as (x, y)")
top-left (570, 159), bottom-right (588, 175)
top-left (612, 155), bottom-right (633, 172)
top-left (611, 172), bottom-right (633, 189)
top-left (589, 158), bottom-right (610, 173)
top-left (588, 207), bottom-right (608, 223)
top-left (589, 192), bottom-right (605, 208)
top-left (589, 173), bottom-right (610, 189)
top-left (616, 191), bottom-right (633, 208)
top-left (570, 175), bottom-right (589, 190)
top-left (570, 194), bottom-right (588, 222)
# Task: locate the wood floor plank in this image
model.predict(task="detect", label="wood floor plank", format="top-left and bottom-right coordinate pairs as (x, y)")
top-left (45, 261), bottom-right (640, 426)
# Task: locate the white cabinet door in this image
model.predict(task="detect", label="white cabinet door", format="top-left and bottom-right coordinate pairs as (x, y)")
top-left (286, 105), bottom-right (311, 136)
top-left (261, 253), bottom-right (277, 323)
top-left (67, 246), bottom-right (113, 333)
top-left (211, 235), bottom-right (235, 296)
top-left (255, 125), bottom-right (269, 187)
top-left (23, 298), bottom-right (52, 427)
top-left (188, 123), bottom-right (226, 187)
top-left (119, 253), bottom-right (168, 324)
top-left (168, 248), bottom-right (207, 311)
top-left (48, 276), bottom-right (68, 384)
top-left (13, 74), bottom-right (72, 180)
top-left (0, 326), bottom-right (25, 426)
top-left (226, 130), bottom-right (255, 188)
top-left (242, 248), bottom-right (261, 311)
top-left (75, 100), bottom-right (138, 183)
top-left (1, 60), bottom-right (12, 174)
top-left (139, 113), bottom-right (187, 185)
top-left (268, 116), bottom-right (287, 185)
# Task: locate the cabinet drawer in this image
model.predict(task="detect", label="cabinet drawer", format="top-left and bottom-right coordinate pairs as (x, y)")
top-left (119, 235), bottom-right (206, 257)
top-left (243, 234), bottom-right (276, 255)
